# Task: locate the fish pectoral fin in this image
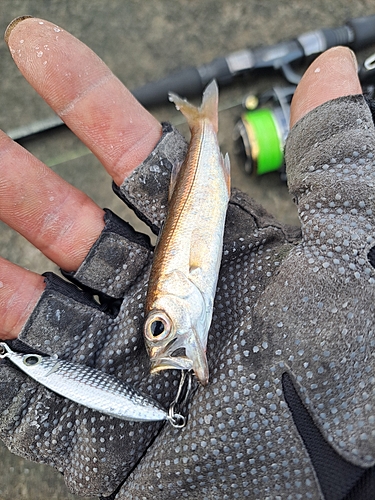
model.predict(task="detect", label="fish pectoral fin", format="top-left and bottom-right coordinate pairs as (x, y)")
top-left (189, 232), bottom-right (205, 277)
top-left (189, 264), bottom-right (201, 275)
top-left (189, 226), bottom-right (217, 279)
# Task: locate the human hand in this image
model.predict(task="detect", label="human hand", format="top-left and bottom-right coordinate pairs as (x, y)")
top-left (132, 47), bottom-right (374, 500)
top-left (1, 16), bottom-right (374, 500)
top-left (0, 16), bottom-right (177, 498)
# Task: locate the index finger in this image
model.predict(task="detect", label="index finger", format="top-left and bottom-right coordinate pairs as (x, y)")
top-left (5, 16), bottom-right (162, 186)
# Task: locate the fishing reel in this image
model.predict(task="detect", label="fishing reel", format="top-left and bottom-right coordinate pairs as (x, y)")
top-left (233, 86), bottom-right (295, 181)
top-left (233, 52), bottom-right (375, 181)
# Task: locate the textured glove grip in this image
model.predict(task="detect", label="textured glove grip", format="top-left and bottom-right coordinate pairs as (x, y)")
top-left (113, 122), bottom-right (188, 234)
top-left (17, 272), bottom-right (107, 356)
top-left (285, 94), bottom-right (375, 199)
top-left (63, 209), bottom-right (152, 300)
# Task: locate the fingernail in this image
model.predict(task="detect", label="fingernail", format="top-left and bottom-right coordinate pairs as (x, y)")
top-left (4, 16), bottom-right (33, 44)
top-left (327, 46), bottom-right (358, 71)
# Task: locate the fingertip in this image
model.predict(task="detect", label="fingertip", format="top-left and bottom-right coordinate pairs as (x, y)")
top-left (290, 46), bottom-right (362, 128)
top-left (4, 16), bottom-right (162, 185)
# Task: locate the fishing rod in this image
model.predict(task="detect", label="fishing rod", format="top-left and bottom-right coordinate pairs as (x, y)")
top-left (133, 13), bottom-right (375, 106)
top-left (7, 14), bottom-right (375, 142)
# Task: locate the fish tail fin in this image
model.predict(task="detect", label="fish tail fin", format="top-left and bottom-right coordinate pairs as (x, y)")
top-left (199, 80), bottom-right (219, 132)
top-left (168, 80), bottom-right (219, 132)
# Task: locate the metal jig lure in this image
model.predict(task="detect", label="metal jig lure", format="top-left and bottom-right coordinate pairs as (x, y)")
top-left (0, 342), bottom-right (189, 428)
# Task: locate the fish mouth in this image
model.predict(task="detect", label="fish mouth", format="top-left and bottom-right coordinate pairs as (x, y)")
top-left (150, 355), bottom-right (194, 373)
top-left (151, 348), bottom-right (193, 373)
top-left (150, 342), bottom-right (193, 372)
top-left (150, 341), bottom-right (209, 385)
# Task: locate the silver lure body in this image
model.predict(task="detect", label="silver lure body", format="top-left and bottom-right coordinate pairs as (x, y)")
top-left (0, 342), bottom-right (167, 423)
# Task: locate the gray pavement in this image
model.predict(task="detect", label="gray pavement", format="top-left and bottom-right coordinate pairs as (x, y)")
top-left (0, 1), bottom-right (374, 498)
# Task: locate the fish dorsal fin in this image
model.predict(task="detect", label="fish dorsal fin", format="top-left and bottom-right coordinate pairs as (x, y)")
top-left (168, 160), bottom-right (183, 201)
top-left (154, 219), bottom-right (164, 249)
top-left (222, 152), bottom-right (231, 195)
top-left (169, 80), bottom-right (219, 132)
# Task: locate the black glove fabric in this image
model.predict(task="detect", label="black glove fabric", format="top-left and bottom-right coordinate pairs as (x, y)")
top-left (0, 123), bottom-right (189, 498)
top-left (1, 96), bottom-right (375, 500)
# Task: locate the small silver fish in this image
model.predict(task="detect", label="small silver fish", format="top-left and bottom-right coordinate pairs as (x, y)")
top-left (0, 342), bottom-right (168, 423)
top-left (143, 80), bottom-right (230, 385)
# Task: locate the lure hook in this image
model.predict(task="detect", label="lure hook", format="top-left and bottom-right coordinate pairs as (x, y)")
top-left (167, 370), bottom-right (192, 428)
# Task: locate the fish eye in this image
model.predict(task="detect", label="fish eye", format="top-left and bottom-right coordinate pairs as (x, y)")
top-left (150, 320), bottom-right (165, 337)
top-left (145, 312), bottom-right (172, 341)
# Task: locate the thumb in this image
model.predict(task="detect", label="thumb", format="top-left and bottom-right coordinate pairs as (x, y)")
top-left (285, 45), bottom-right (375, 284)
top-left (290, 46), bottom-right (362, 127)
